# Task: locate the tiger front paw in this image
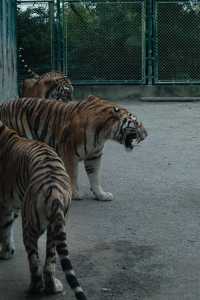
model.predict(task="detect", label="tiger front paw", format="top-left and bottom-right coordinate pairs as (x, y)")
top-left (44, 272), bottom-right (63, 294)
top-left (72, 191), bottom-right (83, 201)
top-left (95, 191), bottom-right (114, 201)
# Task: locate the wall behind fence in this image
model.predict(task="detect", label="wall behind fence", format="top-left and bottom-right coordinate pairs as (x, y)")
top-left (0, 0), bottom-right (18, 102)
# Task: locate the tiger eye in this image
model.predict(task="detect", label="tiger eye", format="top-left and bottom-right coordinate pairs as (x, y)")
top-left (114, 106), bottom-right (119, 112)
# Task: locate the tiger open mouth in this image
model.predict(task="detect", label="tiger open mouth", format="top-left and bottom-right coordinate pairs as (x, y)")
top-left (123, 125), bottom-right (148, 150)
top-left (124, 130), bottom-right (138, 149)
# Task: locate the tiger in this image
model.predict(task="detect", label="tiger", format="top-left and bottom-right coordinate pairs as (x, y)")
top-left (18, 47), bottom-right (74, 102)
top-left (0, 95), bottom-right (147, 201)
top-left (22, 71), bottom-right (74, 102)
top-left (0, 120), bottom-right (87, 299)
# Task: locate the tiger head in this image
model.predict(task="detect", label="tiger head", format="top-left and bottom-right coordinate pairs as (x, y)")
top-left (46, 76), bottom-right (74, 102)
top-left (76, 95), bottom-right (147, 151)
top-left (22, 71), bottom-right (74, 102)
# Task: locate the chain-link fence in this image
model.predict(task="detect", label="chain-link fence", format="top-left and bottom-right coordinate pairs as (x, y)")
top-left (155, 0), bottom-right (200, 83)
top-left (17, 0), bottom-right (65, 85)
top-left (17, 1), bottom-right (52, 78)
top-left (65, 0), bottom-right (145, 84)
top-left (16, 0), bottom-right (200, 85)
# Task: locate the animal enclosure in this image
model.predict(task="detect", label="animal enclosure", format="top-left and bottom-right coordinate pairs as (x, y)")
top-left (17, 0), bottom-right (200, 85)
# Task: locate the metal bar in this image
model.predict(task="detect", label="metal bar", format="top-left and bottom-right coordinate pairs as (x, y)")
top-left (155, 81), bottom-right (200, 85)
top-left (61, 0), bottom-right (67, 74)
top-left (141, 0), bottom-right (146, 84)
top-left (72, 80), bottom-right (146, 86)
top-left (145, 0), bottom-right (154, 85)
top-left (64, 1), bottom-right (143, 3)
top-left (56, 0), bottom-right (62, 71)
top-left (155, 0), bottom-right (191, 2)
top-left (49, 1), bottom-right (54, 69)
top-left (17, 1), bottom-right (54, 3)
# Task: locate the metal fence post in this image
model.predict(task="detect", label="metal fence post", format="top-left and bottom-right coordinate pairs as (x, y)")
top-left (146, 0), bottom-right (154, 85)
top-left (49, 0), bottom-right (55, 69)
top-left (54, 0), bottom-right (65, 72)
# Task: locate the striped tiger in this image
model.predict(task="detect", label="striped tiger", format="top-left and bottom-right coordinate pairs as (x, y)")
top-left (22, 71), bottom-right (74, 102)
top-left (0, 121), bottom-right (87, 299)
top-left (18, 48), bottom-right (74, 101)
top-left (0, 95), bottom-right (147, 201)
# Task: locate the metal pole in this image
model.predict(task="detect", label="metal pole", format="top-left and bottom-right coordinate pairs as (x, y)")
top-left (17, 1), bottom-right (54, 3)
top-left (56, 0), bottom-right (61, 71)
top-left (61, 0), bottom-right (66, 74)
top-left (49, 0), bottom-right (54, 69)
top-left (146, 0), bottom-right (154, 85)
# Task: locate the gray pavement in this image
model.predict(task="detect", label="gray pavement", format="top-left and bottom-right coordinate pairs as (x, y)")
top-left (1, 101), bottom-right (200, 300)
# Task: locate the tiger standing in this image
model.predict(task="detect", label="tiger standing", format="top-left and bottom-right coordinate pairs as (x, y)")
top-left (0, 95), bottom-right (147, 201)
top-left (0, 121), bottom-right (87, 300)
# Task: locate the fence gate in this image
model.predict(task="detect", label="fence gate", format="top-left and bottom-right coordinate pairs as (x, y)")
top-left (154, 0), bottom-right (200, 84)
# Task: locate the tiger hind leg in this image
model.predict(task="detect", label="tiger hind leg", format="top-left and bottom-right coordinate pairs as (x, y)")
top-left (22, 220), bottom-right (44, 294)
top-left (43, 224), bottom-right (63, 294)
top-left (0, 207), bottom-right (18, 260)
top-left (53, 209), bottom-right (87, 300)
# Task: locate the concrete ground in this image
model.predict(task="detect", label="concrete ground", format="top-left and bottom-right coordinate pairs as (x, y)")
top-left (1, 100), bottom-right (200, 300)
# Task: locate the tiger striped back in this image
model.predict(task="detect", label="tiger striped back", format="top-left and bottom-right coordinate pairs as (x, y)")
top-left (0, 121), bottom-right (87, 299)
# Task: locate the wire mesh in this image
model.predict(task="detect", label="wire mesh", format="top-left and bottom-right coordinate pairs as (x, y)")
top-left (65, 1), bottom-right (145, 84)
top-left (17, 1), bottom-right (52, 79)
top-left (155, 1), bottom-right (200, 83)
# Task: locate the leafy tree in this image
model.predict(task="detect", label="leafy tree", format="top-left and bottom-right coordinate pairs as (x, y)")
top-left (65, 1), bottom-right (144, 81)
top-left (17, 5), bottom-right (51, 77)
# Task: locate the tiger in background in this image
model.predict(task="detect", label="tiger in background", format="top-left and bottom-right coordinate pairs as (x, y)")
top-left (0, 121), bottom-right (87, 299)
top-left (22, 71), bottom-right (74, 101)
top-left (18, 48), bottom-right (73, 101)
top-left (0, 95), bottom-right (148, 201)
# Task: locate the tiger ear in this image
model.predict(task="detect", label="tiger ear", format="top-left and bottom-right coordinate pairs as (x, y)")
top-left (87, 95), bottom-right (99, 102)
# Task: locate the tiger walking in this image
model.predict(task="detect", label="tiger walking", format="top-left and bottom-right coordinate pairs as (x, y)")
top-left (0, 95), bottom-right (147, 201)
top-left (0, 121), bottom-right (87, 300)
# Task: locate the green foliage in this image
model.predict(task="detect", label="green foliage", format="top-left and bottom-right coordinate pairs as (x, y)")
top-left (17, 6), bottom-right (51, 75)
top-left (66, 2), bottom-right (144, 81)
